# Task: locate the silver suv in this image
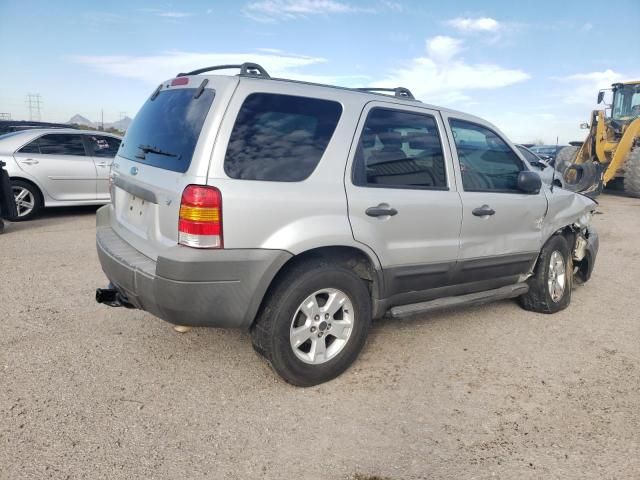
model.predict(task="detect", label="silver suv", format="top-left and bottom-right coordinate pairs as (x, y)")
top-left (95, 63), bottom-right (598, 386)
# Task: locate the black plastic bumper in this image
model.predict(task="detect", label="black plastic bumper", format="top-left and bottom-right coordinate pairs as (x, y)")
top-left (96, 211), bottom-right (291, 328)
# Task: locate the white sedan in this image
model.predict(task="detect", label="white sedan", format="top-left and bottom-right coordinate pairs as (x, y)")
top-left (0, 129), bottom-right (121, 220)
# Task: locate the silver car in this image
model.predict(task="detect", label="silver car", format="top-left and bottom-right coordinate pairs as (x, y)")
top-left (0, 129), bottom-right (121, 220)
top-left (95, 63), bottom-right (599, 386)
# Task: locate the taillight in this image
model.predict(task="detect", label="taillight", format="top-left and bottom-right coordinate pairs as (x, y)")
top-left (178, 185), bottom-right (223, 249)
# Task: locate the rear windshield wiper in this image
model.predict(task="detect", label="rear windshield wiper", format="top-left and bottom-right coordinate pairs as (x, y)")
top-left (137, 144), bottom-right (178, 158)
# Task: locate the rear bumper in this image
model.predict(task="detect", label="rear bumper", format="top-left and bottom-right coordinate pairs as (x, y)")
top-left (95, 206), bottom-right (291, 328)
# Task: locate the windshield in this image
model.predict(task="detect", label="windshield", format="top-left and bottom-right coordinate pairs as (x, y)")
top-left (612, 84), bottom-right (640, 121)
top-left (119, 88), bottom-right (215, 172)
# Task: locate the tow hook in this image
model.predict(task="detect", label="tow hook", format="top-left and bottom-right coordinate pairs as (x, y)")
top-left (95, 284), bottom-right (135, 308)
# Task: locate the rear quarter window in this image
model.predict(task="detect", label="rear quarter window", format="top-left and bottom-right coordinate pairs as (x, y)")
top-left (224, 93), bottom-right (342, 182)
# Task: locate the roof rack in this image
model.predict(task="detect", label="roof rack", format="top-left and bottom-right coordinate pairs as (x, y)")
top-left (177, 62), bottom-right (270, 78)
top-left (355, 87), bottom-right (416, 100)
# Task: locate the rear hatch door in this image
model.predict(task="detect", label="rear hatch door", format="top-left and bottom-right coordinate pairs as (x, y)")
top-left (108, 75), bottom-right (239, 260)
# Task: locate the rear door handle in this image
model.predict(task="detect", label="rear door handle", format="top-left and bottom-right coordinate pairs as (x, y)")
top-left (472, 205), bottom-right (495, 217)
top-left (366, 205), bottom-right (398, 217)
top-left (19, 158), bottom-right (39, 165)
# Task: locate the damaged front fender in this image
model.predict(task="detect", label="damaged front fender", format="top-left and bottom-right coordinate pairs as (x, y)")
top-left (542, 187), bottom-right (599, 283)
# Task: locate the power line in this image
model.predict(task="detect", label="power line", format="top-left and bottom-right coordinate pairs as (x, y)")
top-left (26, 93), bottom-right (43, 121)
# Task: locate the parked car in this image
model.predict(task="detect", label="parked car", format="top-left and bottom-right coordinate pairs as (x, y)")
top-left (95, 63), bottom-right (599, 386)
top-left (516, 144), bottom-right (564, 188)
top-left (0, 129), bottom-right (121, 220)
top-left (528, 144), bottom-right (568, 163)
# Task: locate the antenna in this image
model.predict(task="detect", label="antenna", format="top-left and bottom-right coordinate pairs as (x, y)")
top-left (26, 93), bottom-right (42, 121)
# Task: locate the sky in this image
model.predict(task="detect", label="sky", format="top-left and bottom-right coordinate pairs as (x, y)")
top-left (1, 0), bottom-right (639, 143)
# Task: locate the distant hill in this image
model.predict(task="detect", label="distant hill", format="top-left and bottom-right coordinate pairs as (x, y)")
top-left (68, 114), bottom-right (95, 127)
top-left (67, 114), bottom-right (132, 133)
top-left (108, 116), bottom-right (132, 131)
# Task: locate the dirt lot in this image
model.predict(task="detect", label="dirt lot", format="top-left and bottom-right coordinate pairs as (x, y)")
top-left (1, 194), bottom-right (639, 480)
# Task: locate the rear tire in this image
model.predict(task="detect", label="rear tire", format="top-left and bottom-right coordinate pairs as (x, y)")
top-left (555, 146), bottom-right (579, 176)
top-left (519, 235), bottom-right (573, 314)
top-left (251, 260), bottom-right (371, 387)
top-left (10, 179), bottom-right (42, 221)
top-left (623, 147), bottom-right (640, 198)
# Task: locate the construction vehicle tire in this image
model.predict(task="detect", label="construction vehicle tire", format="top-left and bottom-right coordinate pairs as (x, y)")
top-left (555, 146), bottom-right (579, 176)
top-left (623, 147), bottom-right (640, 198)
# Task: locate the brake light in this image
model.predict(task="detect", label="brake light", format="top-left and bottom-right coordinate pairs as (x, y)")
top-left (171, 77), bottom-right (189, 86)
top-left (178, 185), bottom-right (223, 249)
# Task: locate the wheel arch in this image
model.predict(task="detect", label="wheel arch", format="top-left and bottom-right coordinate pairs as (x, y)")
top-left (9, 176), bottom-right (45, 204)
top-left (249, 245), bottom-right (383, 327)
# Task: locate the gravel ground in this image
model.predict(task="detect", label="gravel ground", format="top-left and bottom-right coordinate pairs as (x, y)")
top-left (1, 194), bottom-right (639, 480)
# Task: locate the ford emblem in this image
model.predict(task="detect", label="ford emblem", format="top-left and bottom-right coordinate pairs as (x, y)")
top-left (130, 166), bottom-right (139, 175)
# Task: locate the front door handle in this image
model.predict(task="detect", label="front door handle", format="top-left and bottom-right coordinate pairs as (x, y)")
top-left (19, 158), bottom-right (39, 165)
top-left (366, 204), bottom-right (398, 217)
top-left (95, 162), bottom-right (110, 167)
top-left (472, 205), bottom-right (495, 217)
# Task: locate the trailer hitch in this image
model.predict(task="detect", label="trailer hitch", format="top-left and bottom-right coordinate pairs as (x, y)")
top-left (96, 284), bottom-right (135, 308)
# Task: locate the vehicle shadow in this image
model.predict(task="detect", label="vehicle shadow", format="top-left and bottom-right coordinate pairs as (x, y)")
top-left (2, 205), bottom-right (103, 233)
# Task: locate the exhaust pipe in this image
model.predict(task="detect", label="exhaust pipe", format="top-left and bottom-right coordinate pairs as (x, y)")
top-left (96, 284), bottom-right (135, 308)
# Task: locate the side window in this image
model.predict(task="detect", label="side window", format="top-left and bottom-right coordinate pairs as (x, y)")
top-left (37, 134), bottom-right (86, 156)
top-left (19, 138), bottom-right (41, 154)
top-left (224, 93), bottom-right (342, 182)
top-left (516, 145), bottom-right (540, 164)
top-left (353, 108), bottom-right (447, 189)
top-left (89, 136), bottom-right (121, 158)
top-left (449, 119), bottom-right (524, 192)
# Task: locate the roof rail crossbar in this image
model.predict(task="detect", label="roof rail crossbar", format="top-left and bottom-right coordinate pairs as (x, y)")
top-left (355, 87), bottom-right (415, 100)
top-left (177, 62), bottom-right (271, 78)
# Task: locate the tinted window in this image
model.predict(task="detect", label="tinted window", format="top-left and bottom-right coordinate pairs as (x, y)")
top-left (449, 119), bottom-right (523, 192)
top-left (353, 108), bottom-right (447, 189)
top-left (224, 93), bottom-right (342, 182)
top-left (119, 88), bottom-right (215, 173)
top-left (19, 138), bottom-right (41, 154)
top-left (37, 134), bottom-right (86, 156)
top-left (516, 145), bottom-right (540, 164)
top-left (88, 135), bottom-right (121, 158)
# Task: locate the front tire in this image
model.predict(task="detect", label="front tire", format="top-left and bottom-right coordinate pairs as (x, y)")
top-left (251, 261), bottom-right (371, 387)
top-left (519, 235), bottom-right (573, 314)
top-left (623, 147), bottom-right (640, 198)
top-left (10, 180), bottom-right (42, 221)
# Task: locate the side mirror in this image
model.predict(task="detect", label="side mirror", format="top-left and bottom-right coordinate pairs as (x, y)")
top-left (597, 91), bottom-right (605, 104)
top-left (518, 170), bottom-right (542, 194)
top-left (580, 122), bottom-right (590, 129)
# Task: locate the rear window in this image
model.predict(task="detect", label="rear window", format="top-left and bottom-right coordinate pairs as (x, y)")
top-left (119, 88), bottom-right (215, 173)
top-left (224, 93), bottom-right (342, 182)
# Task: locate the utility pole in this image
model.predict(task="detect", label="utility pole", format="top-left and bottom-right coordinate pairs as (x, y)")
top-left (26, 94), bottom-right (43, 121)
top-left (119, 111), bottom-right (127, 121)
top-left (101, 109), bottom-right (104, 130)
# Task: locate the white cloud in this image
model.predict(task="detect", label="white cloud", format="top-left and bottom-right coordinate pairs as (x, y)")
top-left (372, 36), bottom-right (529, 105)
top-left (558, 69), bottom-right (628, 105)
top-left (243, 0), bottom-right (372, 22)
top-left (70, 50), bottom-right (368, 86)
top-left (426, 36), bottom-right (463, 63)
top-left (447, 17), bottom-right (501, 33)
top-left (156, 11), bottom-right (193, 18)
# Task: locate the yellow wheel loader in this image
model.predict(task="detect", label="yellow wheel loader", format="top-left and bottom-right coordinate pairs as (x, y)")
top-left (556, 81), bottom-right (640, 197)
